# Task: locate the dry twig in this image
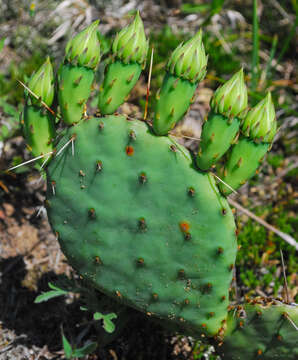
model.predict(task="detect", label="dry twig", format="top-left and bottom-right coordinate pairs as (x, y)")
top-left (228, 198), bottom-right (298, 250)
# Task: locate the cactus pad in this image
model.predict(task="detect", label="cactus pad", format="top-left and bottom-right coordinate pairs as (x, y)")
top-left (98, 61), bottom-right (141, 115)
top-left (98, 12), bottom-right (147, 115)
top-left (58, 64), bottom-right (94, 125)
top-left (197, 112), bottom-right (239, 171)
top-left (23, 105), bottom-right (55, 160)
top-left (219, 138), bottom-right (269, 196)
top-left (153, 73), bottom-right (197, 135)
top-left (46, 115), bottom-right (237, 337)
top-left (217, 299), bottom-right (298, 359)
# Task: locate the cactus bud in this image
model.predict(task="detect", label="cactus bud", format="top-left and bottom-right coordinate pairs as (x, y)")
top-left (210, 69), bottom-right (248, 119)
top-left (112, 11), bottom-right (148, 64)
top-left (167, 29), bottom-right (207, 83)
top-left (242, 92), bottom-right (276, 143)
top-left (27, 56), bottom-right (54, 106)
top-left (65, 20), bottom-right (100, 69)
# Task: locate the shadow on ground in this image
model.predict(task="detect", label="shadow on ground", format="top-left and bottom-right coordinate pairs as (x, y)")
top-left (0, 256), bottom-right (187, 359)
top-left (0, 257), bottom-right (80, 352)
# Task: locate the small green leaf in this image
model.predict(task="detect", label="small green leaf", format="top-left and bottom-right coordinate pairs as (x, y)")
top-left (0, 38), bottom-right (5, 52)
top-left (93, 312), bottom-right (117, 333)
top-left (34, 283), bottom-right (68, 303)
top-left (0, 98), bottom-right (19, 118)
top-left (62, 333), bottom-right (73, 359)
top-left (48, 282), bottom-right (66, 291)
top-left (93, 312), bottom-right (103, 321)
top-left (72, 342), bottom-right (97, 358)
top-left (181, 4), bottom-right (210, 14)
top-left (34, 290), bottom-right (67, 303)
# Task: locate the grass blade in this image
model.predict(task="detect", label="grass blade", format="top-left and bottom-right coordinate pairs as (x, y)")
top-left (265, 34), bottom-right (278, 79)
top-left (72, 342), bottom-right (97, 358)
top-left (277, 14), bottom-right (298, 65)
top-left (251, 0), bottom-right (260, 93)
top-left (34, 290), bottom-right (66, 303)
top-left (211, 0), bottom-right (225, 15)
top-left (62, 332), bottom-right (73, 359)
top-left (0, 38), bottom-right (5, 52)
top-left (181, 4), bottom-right (210, 14)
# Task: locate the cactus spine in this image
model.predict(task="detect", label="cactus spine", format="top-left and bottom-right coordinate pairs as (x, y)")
top-left (23, 57), bottom-right (55, 161)
top-left (98, 12), bottom-right (148, 114)
top-left (197, 69), bottom-right (248, 170)
top-left (220, 92), bottom-right (276, 195)
top-left (153, 30), bottom-right (207, 135)
top-left (58, 21), bottom-right (100, 125)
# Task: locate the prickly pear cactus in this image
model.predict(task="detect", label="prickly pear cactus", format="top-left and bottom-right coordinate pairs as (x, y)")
top-left (21, 13), bottom-right (297, 359)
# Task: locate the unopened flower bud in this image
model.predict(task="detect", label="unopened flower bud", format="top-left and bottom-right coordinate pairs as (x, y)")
top-left (27, 56), bottom-right (54, 106)
top-left (167, 29), bottom-right (207, 83)
top-left (242, 92), bottom-right (276, 143)
top-left (65, 20), bottom-right (100, 69)
top-left (211, 69), bottom-right (248, 119)
top-left (112, 11), bottom-right (148, 64)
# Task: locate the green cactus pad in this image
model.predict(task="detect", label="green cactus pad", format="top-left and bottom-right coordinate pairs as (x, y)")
top-left (197, 113), bottom-right (239, 171)
top-left (219, 137), bottom-right (269, 196)
top-left (217, 300), bottom-right (298, 359)
top-left (153, 73), bottom-right (197, 135)
top-left (46, 115), bottom-right (237, 337)
top-left (23, 105), bottom-right (55, 161)
top-left (58, 63), bottom-right (94, 125)
top-left (98, 61), bottom-right (141, 115)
